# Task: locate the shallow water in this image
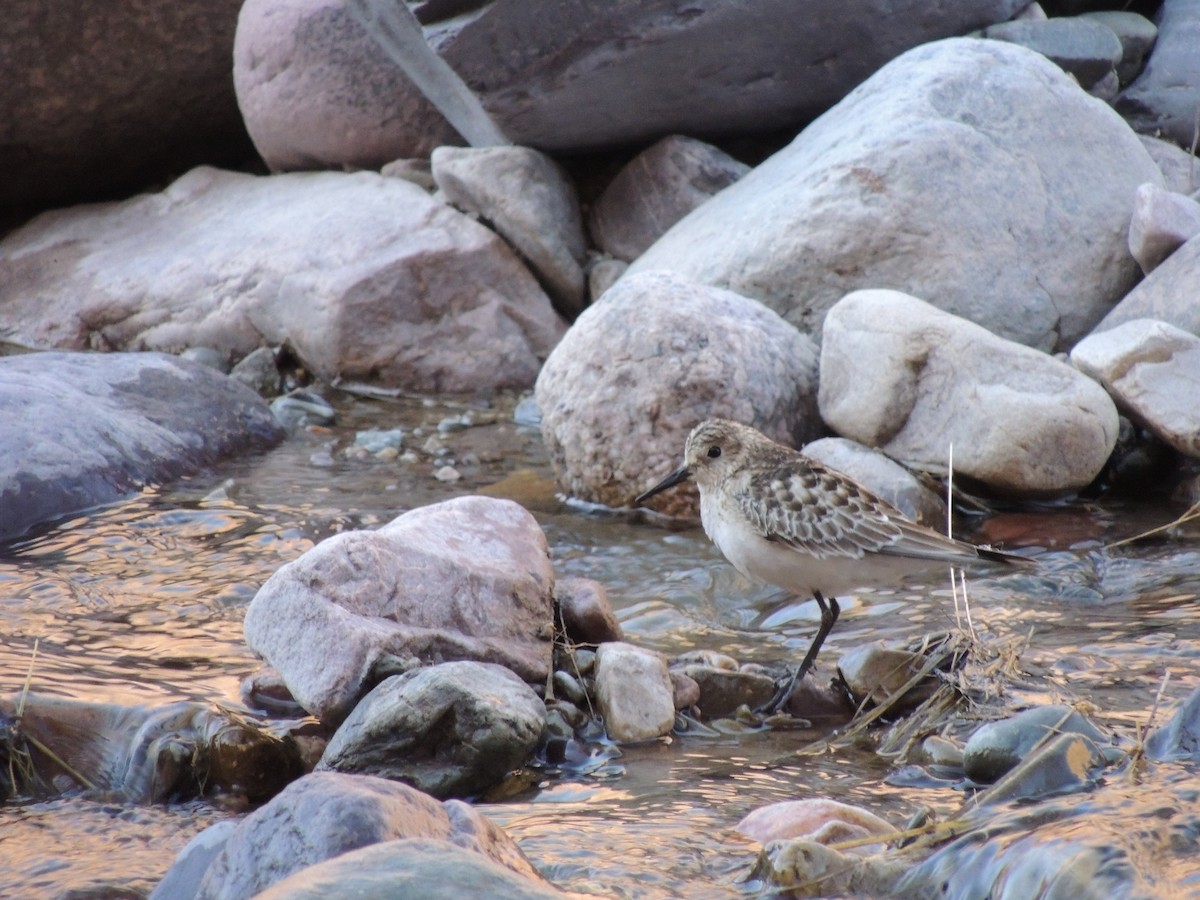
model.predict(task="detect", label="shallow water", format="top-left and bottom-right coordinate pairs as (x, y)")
top-left (2, 390), bottom-right (1199, 897)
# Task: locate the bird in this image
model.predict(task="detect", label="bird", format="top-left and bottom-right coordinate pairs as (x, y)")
top-left (634, 418), bottom-right (1028, 692)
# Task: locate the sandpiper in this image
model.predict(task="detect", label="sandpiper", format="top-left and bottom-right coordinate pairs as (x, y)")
top-left (635, 418), bottom-right (1026, 685)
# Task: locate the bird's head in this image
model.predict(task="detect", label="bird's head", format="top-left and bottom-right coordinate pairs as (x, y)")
top-left (635, 418), bottom-right (753, 503)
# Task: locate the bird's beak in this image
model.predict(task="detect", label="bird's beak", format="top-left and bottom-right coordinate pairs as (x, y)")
top-left (635, 465), bottom-right (692, 504)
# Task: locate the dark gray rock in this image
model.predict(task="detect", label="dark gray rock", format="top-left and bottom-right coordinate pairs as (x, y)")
top-left (1079, 10), bottom-right (1159, 84)
top-left (1, 0), bottom-right (253, 215)
top-left (975, 732), bottom-right (1107, 805)
top-left (233, 0), bottom-right (1027, 170)
top-left (963, 704), bottom-right (1108, 784)
top-left (1116, 0), bottom-right (1200, 147)
top-left (0, 351), bottom-right (283, 542)
top-left (251, 838), bottom-right (569, 900)
top-left (983, 17), bottom-right (1123, 91)
top-left (317, 662), bottom-right (546, 799)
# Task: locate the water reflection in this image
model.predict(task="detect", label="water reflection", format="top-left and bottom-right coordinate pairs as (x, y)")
top-left (1, 390), bottom-right (1199, 896)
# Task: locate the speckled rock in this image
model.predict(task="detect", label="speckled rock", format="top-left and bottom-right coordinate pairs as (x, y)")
top-left (535, 270), bottom-right (821, 517)
top-left (243, 496), bottom-right (555, 723)
top-left (820, 290), bottom-right (1119, 495)
top-left (1071, 318), bottom-right (1200, 458)
top-left (627, 38), bottom-right (1162, 351)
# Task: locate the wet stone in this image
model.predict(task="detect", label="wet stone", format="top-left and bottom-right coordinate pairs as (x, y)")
top-left (974, 732), bottom-right (1107, 806)
top-left (594, 642), bottom-right (675, 743)
top-left (837, 642), bottom-right (940, 714)
top-left (317, 661), bottom-right (545, 799)
top-left (676, 665), bottom-right (777, 718)
top-left (962, 704), bottom-right (1108, 784)
top-left (554, 577), bottom-right (623, 646)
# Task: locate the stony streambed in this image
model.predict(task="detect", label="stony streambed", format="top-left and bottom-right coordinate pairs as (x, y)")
top-left (2, 390), bottom-right (1200, 897)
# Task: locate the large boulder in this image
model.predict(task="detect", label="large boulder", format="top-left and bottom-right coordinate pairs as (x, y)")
top-left (0, 167), bottom-right (565, 393)
top-left (232, 0), bottom-right (1027, 170)
top-left (626, 38), bottom-right (1162, 352)
top-left (0, 351), bottom-right (283, 542)
top-left (243, 496), bottom-right (555, 723)
top-left (818, 290), bottom-right (1119, 495)
top-left (2, 0), bottom-right (252, 215)
top-left (534, 270), bottom-right (821, 517)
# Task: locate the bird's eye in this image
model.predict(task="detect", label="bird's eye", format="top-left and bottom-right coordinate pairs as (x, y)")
top-left (707, 446), bottom-right (722, 459)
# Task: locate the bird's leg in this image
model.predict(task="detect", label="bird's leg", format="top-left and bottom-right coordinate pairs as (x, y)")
top-left (768, 592), bottom-right (841, 712)
top-left (797, 592), bottom-right (840, 679)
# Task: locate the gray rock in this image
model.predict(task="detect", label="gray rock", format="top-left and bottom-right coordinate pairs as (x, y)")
top-left (1071, 319), bottom-right (1200, 459)
top-left (535, 270), bottom-right (821, 518)
top-left (982, 17), bottom-right (1122, 92)
top-left (228, 347), bottom-right (281, 397)
top-left (243, 496), bottom-right (555, 723)
top-left (250, 838), bottom-right (570, 900)
top-left (627, 38), bottom-right (1162, 352)
top-left (0, 167), bottom-right (565, 394)
top-left (180, 346), bottom-right (230, 373)
top-left (1079, 10), bottom-right (1158, 84)
top-left (819, 290), bottom-right (1119, 495)
top-left (0, 351), bottom-right (283, 542)
top-left (178, 771), bottom-right (542, 900)
top-left (1127, 182), bottom-right (1200, 273)
top-left (962, 704), bottom-right (1108, 784)
top-left (1137, 135), bottom-right (1200, 196)
top-left (1116, 0), bottom-right (1200, 148)
top-left (1, 0), bottom-right (251, 213)
top-left (431, 146), bottom-right (588, 319)
top-left (1094, 234), bottom-right (1200, 336)
top-left (149, 821), bottom-right (236, 900)
top-left (594, 642), bottom-right (675, 743)
top-left (317, 662), bottom-right (545, 799)
top-left (554, 577), bottom-right (623, 646)
top-left (800, 437), bottom-right (947, 527)
top-left (975, 732), bottom-right (1107, 806)
top-left (231, 0), bottom-right (1026, 171)
top-left (675, 665), bottom-right (776, 718)
top-left (588, 135), bottom-right (750, 262)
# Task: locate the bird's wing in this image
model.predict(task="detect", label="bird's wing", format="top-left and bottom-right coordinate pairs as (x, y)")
top-left (735, 460), bottom-right (982, 564)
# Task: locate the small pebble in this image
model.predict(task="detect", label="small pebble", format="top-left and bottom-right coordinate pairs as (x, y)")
top-left (434, 465), bottom-right (461, 482)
